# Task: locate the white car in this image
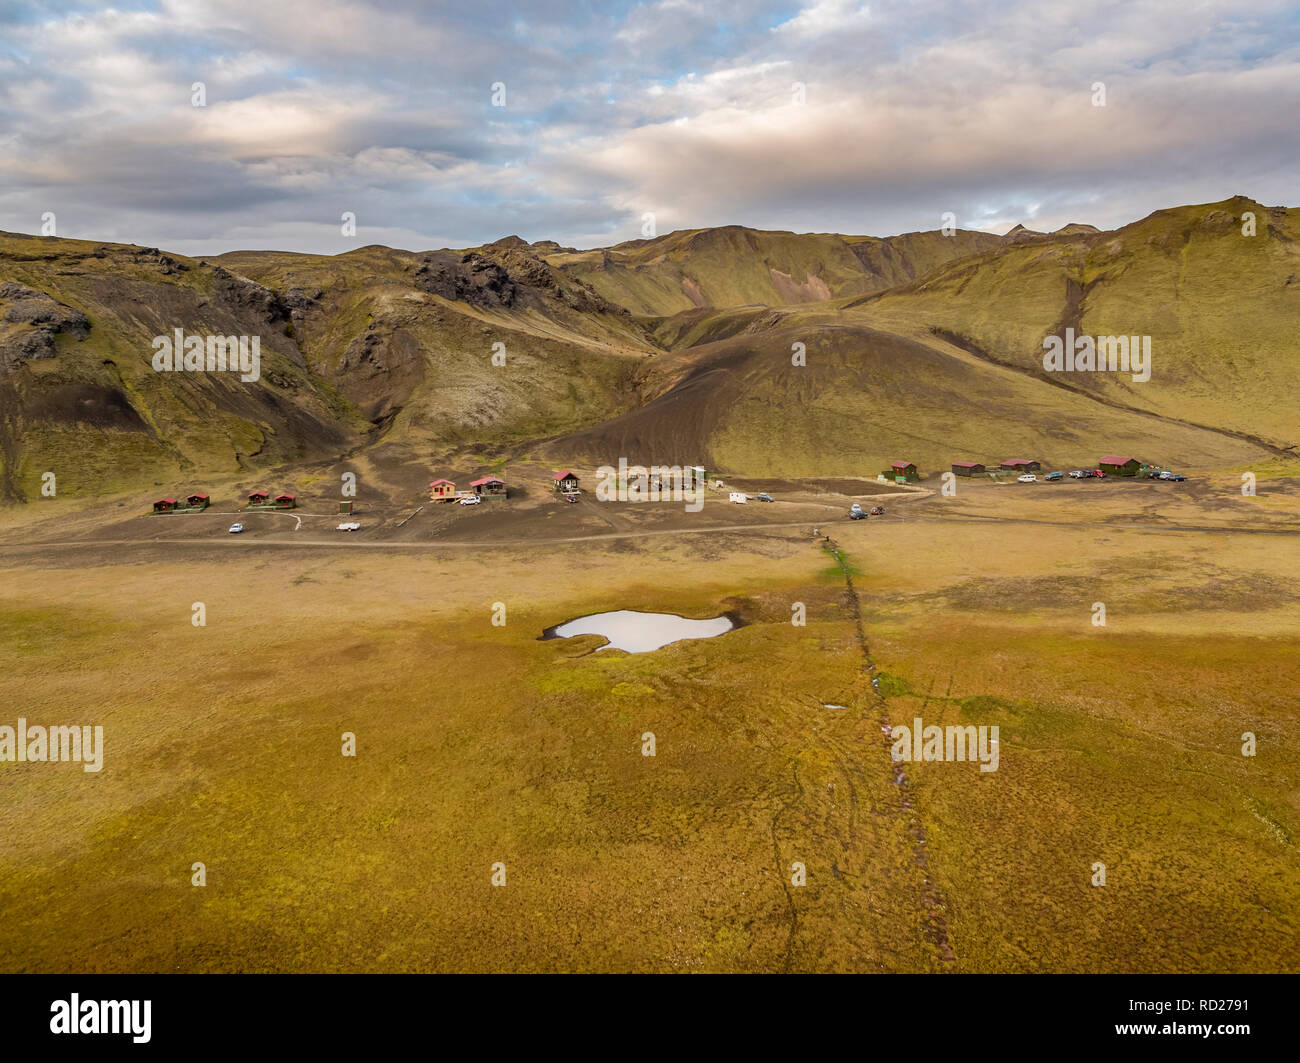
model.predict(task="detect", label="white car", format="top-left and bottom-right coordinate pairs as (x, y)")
top-left (336, 521), bottom-right (361, 531)
top-left (1017, 474), bottom-right (1037, 483)
top-left (458, 495), bottom-right (481, 505)
top-left (228, 523), bottom-right (244, 533)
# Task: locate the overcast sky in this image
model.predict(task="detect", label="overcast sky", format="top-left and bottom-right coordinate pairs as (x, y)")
top-left (1, 0), bottom-right (1297, 255)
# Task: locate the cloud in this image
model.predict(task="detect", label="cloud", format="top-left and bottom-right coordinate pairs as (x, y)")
top-left (0, 0), bottom-right (1296, 254)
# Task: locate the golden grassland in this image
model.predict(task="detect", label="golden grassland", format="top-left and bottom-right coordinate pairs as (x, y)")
top-left (0, 485), bottom-right (1296, 972)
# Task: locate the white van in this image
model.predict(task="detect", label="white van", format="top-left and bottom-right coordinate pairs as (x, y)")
top-left (729, 492), bottom-right (747, 504)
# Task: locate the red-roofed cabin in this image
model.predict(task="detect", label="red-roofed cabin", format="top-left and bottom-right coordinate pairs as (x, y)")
top-left (1000, 459), bottom-right (1041, 472)
top-left (470, 476), bottom-right (506, 498)
top-left (274, 493), bottom-right (296, 509)
top-left (554, 470), bottom-right (579, 493)
top-left (430, 478), bottom-right (456, 501)
top-left (1099, 456), bottom-right (1142, 476)
top-left (884, 461), bottom-right (919, 482)
top-left (951, 461), bottom-right (985, 476)
top-left (186, 493), bottom-right (210, 509)
top-left (248, 491), bottom-right (269, 505)
top-left (153, 498), bottom-right (178, 513)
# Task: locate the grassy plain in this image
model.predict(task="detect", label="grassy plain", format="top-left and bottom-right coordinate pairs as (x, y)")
top-left (0, 477), bottom-right (1296, 972)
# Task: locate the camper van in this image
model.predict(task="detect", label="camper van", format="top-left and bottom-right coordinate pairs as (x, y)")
top-left (729, 492), bottom-right (748, 504)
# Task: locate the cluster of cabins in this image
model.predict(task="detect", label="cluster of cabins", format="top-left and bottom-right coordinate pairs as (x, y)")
top-left (246, 491), bottom-right (297, 509)
top-left (152, 493), bottom-right (211, 513)
top-left (426, 472), bottom-right (588, 502)
top-left (429, 476), bottom-right (507, 501)
top-left (151, 491), bottom-right (297, 513)
top-left (949, 456), bottom-right (1146, 477)
top-left (883, 456), bottom-right (1149, 483)
top-left (428, 468), bottom-right (703, 503)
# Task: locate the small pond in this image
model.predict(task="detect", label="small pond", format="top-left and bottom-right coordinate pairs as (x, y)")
top-left (540, 609), bottom-right (738, 654)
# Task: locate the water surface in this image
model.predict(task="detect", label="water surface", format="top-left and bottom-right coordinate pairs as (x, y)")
top-left (541, 609), bottom-right (737, 653)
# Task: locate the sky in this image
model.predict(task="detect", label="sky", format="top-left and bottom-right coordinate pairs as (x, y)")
top-left (0, 0), bottom-right (1297, 255)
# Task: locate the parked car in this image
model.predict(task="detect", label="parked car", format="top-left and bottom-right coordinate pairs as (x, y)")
top-left (756, 493), bottom-right (774, 502)
top-left (565, 493), bottom-right (579, 503)
top-left (1045, 471), bottom-right (1064, 481)
top-left (870, 505), bottom-right (884, 515)
top-left (228, 523), bottom-right (244, 534)
top-left (336, 521), bottom-right (361, 531)
top-left (1146, 470), bottom-right (1165, 479)
top-left (849, 503), bottom-right (865, 519)
top-left (1163, 473), bottom-right (1187, 482)
top-left (458, 495), bottom-right (481, 505)
top-left (729, 492), bottom-right (748, 504)
top-left (1092, 469), bottom-right (1106, 479)
top-left (1017, 474), bottom-right (1037, 483)
top-left (1069, 470), bottom-right (1087, 479)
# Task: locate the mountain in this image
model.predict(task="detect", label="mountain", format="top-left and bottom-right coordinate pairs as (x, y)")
top-left (0, 196), bottom-right (1294, 502)
top-left (0, 237), bottom-right (649, 500)
top-left (851, 195), bottom-right (1300, 448)
top-left (544, 225), bottom-right (1004, 316)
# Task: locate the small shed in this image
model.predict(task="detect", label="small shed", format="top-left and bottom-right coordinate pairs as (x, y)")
top-left (186, 493), bottom-right (210, 509)
top-left (1000, 459), bottom-right (1042, 472)
top-left (274, 493), bottom-right (296, 509)
top-left (951, 461), bottom-right (985, 477)
top-left (429, 479), bottom-right (456, 502)
top-left (339, 500), bottom-right (354, 515)
top-left (153, 498), bottom-right (178, 513)
top-left (471, 476), bottom-right (506, 498)
top-left (1099, 455), bottom-right (1142, 476)
top-left (554, 470), bottom-right (579, 493)
top-left (885, 461), bottom-right (919, 483)
top-left (248, 490), bottom-right (269, 505)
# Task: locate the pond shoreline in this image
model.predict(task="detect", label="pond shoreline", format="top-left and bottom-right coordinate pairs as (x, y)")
top-left (538, 608), bottom-right (746, 652)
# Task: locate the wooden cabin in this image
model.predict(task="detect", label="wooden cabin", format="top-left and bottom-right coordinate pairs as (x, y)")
top-left (951, 461), bottom-right (985, 476)
top-left (1000, 459), bottom-right (1042, 472)
top-left (554, 470), bottom-right (579, 493)
top-left (274, 493), bottom-right (296, 509)
top-left (885, 461), bottom-right (919, 483)
top-left (470, 476), bottom-right (506, 498)
top-left (247, 490), bottom-right (270, 506)
top-left (1099, 455), bottom-right (1142, 476)
top-left (186, 493), bottom-right (210, 509)
top-left (429, 479), bottom-right (456, 502)
top-left (153, 498), bottom-right (178, 513)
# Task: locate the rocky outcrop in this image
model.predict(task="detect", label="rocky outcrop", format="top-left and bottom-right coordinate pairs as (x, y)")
top-left (130, 246), bottom-right (189, 275)
top-left (0, 282), bottom-right (91, 337)
top-left (0, 282), bottom-right (91, 368)
top-left (415, 251), bottom-right (519, 308)
top-left (210, 265), bottom-right (290, 323)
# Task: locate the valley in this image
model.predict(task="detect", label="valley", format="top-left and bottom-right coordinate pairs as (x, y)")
top-left (2, 194), bottom-right (1297, 974)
